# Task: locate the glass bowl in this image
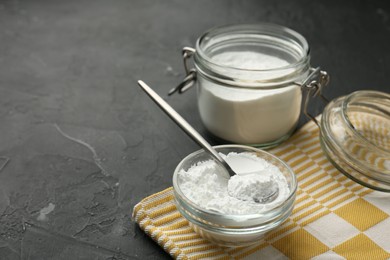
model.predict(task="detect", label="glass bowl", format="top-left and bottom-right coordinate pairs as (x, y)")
top-left (320, 90), bottom-right (390, 191)
top-left (172, 145), bottom-right (297, 247)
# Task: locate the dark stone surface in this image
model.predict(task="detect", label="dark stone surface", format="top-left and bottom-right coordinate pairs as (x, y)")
top-left (0, 0), bottom-right (389, 259)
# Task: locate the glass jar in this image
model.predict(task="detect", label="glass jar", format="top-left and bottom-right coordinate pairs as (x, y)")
top-left (320, 90), bottom-right (390, 191)
top-left (172, 145), bottom-right (297, 247)
top-left (172, 24), bottom-right (328, 148)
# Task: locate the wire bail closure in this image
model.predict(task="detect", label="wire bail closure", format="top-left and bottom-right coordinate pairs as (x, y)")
top-left (301, 67), bottom-right (330, 126)
top-left (168, 47), bottom-right (197, 95)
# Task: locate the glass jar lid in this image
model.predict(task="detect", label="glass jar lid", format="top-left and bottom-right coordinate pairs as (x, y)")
top-left (320, 90), bottom-right (390, 191)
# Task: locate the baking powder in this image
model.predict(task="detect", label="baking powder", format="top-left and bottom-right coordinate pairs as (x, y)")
top-left (177, 152), bottom-right (290, 215)
top-left (197, 51), bottom-right (302, 144)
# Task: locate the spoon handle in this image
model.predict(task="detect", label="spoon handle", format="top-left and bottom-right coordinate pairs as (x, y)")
top-left (137, 80), bottom-right (233, 178)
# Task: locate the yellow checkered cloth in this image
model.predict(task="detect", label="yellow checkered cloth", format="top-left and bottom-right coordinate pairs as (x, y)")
top-left (133, 119), bottom-right (390, 260)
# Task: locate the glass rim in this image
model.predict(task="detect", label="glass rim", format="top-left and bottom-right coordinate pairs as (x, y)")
top-left (341, 90), bottom-right (390, 155)
top-left (320, 90), bottom-right (390, 190)
top-left (195, 23), bottom-right (310, 73)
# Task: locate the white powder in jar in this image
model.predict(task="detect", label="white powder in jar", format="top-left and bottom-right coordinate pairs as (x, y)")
top-left (197, 51), bottom-right (303, 144)
top-left (212, 51), bottom-right (289, 70)
top-left (177, 152), bottom-right (290, 215)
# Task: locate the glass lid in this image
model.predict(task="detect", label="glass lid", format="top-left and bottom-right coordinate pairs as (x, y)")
top-left (320, 90), bottom-right (390, 191)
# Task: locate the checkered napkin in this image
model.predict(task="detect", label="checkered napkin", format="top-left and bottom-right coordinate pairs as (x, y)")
top-left (132, 120), bottom-right (390, 259)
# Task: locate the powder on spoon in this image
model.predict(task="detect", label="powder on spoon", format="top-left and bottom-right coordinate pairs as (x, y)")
top-left (177, 152), bottom-right (290, 215)
top-left (227, 172), bottom-right (279, 203)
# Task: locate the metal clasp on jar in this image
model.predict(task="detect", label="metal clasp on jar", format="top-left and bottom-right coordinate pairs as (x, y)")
top-left (300, 67), bottom-right (330, 126)
top-left (168, 47), bottom-right (197, 95)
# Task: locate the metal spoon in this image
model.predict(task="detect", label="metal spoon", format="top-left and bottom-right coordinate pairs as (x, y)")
top-left (137, 80), bottom-right (279, 203)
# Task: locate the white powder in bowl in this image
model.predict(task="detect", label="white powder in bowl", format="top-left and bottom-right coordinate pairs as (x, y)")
top-left (177, 152), bottom-right (290, 215)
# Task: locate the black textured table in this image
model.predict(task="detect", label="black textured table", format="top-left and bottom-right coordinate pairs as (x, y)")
top-left (0, 1), bottom-right (389, 259)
